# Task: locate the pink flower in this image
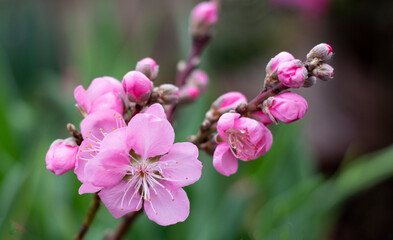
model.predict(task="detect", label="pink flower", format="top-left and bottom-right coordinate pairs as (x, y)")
top-left (192, 2), bottom-right (218, 26)
top-left (136, 57), bottom-right (159, 80)
top-left (83, 104), bottom-right (202, 225)
top-left (74, 77), bottom-right (125, 115)
top-left (264, 92), bottom-right (308, 124)
top-left (46, 138), bottom-right (78, 176)
top-left (213, 113), bottom-right (273, 176)
top-left (122, 71), bottom-right (153, 105)
top-left (277, 60), bottom-right (307, 88)
top-left (266, 51), bottom-right (295, 75)
top-left (75, 110), bottom-right (126, 194)
top-left (212, 92), bottom-right (247, 112)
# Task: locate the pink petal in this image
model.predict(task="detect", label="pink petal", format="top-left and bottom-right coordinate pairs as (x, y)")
top-left (85, 149), bottom-right (129, 188)
top-left (159, 142), bottom-right (202, 187)
top-left (143, 103), bottom-right (167, 120)
top-left (234, 117), bottom-right (264, 146)
top-left (127, 113), bottom-right (174, 160)
top-left (213, 142), bottom-right (238, 176)
top-left (89, 92), bottom-right (124, 114)
top-left (74, 140), bottom-right (99, 183)
top-left (74, 85), bottom-right (87, 111)
top-left (78, 182), bottom-right (102, 195)
top-left (80, 109), bottom-right (126, 144)
top-left (144, 182), bottom-right (189, 226)
top-left (217, 113), bottom-right (240, 140)
top-left (252, 111), bottom-right (273, 126)
top-left (99, 181), bottom-right (142, 218)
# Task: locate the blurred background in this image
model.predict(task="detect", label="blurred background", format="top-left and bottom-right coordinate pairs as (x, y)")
top-left (0, 0), bottom-right (393, 239)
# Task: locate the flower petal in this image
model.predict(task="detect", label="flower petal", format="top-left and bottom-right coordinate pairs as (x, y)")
top-left (89, 92), bottom-right (124, 114)
top-left (217, 113), bottom-right (240, 140)
top-left (159, 142), bottom-right (202, 187)
top-left (234, 117), bottom-right (264, 146)
top-left (143, 103), bottom-right (167, 120)
top-left (80, 109), bottom-right (126, 144)
top-left (85, 148), bottom-right (130, 188)
top-left (127, 113), bottom-right (174, 159)
top-left (99, 181), bottom-right (142, 218)
top-left (78, 182), bottom-right (102, 195)
top-left (144, 182), bottom-right (189, 226)
top-left (213, 142), bottom-right (238, 176)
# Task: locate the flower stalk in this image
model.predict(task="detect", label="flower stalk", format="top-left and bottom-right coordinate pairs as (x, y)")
top-left (74, 193), bottom-right (101, 240)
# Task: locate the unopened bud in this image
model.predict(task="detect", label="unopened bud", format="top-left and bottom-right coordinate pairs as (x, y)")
top-left (135, 57), bottom-right (159, 81)
top-left (190, 2), bottom-right (218, 37)
top-left (312, 63), bottom-right (334, 81)
top-left (277, 59), bottom-right (307, 88)
top-left (212, 92), bottom-right (247, 112)
top-left (46, 138), bottom-right (78, 176)
top-left (306, 43), bottom-right (333, 62)
top-left (263, 92), bottom-right (308, 124)
top-left (180, 85), bottom-right (200, 103)
top-left (122, 71), bottom-right (153, 105)
top-left (266, 51), bottom-right (295, 75)
top-left (156, 84), bottom-right (179, 105)
top-left (187, 70), bottom-right (209, 93)
top-left (303, 76), bottom-right (317, 88)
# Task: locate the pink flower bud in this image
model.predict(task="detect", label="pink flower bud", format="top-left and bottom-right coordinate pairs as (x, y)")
top-left (180, 86), bottom-right (200, 102)
top-left (265, 92), bottom-right (308, 124)
top-left (156, 84), bottom-right (179, 104)
top-left (312, 63), bottom-right (334, 81)
top-left (307, 43), bottom-right (333, 62)
top-left (266, 51), bottom-right (295, 75)
top-left (135, 57), bottom-right (159, 81)
top-left (74, 77), bottom-right (125, 115)
top-left (122, 71), bottom-right (153, 105)
top-left (188, 70), bottom-right (209, 93)
top-left (277, 60), bottom-right (307, 88)
top-left (212, 92), bottom-right (247, 111)
top-left (46, 138), bottom-right (78, 176)
top-left (190, 2), bottom-right (218, 37)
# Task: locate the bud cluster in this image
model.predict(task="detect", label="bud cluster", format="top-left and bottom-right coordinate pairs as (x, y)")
top-left (263, 43), bottom-right (334, 89)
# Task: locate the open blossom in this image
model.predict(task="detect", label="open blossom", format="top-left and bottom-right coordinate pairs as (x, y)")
top-left (277, 60), bottom-right (307, 88)
top-left (122, 71), bottom-right (153, 105)
top-left (74, 77), bottom-right (125, 115)
top-left (82, 104), bottom-right (202, 226)
top-left (46, 138), bottom-right (78, 176)
top-left (213, 113), bottom-right (273, 176)
top-left (263, 92), bottom-right (308, 124)
top-left (136, 57), bottom-right (159, 80)
top-left (75, 109), bottom-right (126, 194)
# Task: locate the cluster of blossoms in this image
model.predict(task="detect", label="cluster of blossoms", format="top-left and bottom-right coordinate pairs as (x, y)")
top-left (45, 0), bottom-right (334, 237)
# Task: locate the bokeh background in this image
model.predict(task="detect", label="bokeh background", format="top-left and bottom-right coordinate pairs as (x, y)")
top-left (1, 0), bottom-right (393, 239)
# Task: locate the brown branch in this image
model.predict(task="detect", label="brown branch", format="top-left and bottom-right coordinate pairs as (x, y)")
top-left (104, 211), bottom-right (142, 240)
top-left (75, 193), bottom-right (101, 240)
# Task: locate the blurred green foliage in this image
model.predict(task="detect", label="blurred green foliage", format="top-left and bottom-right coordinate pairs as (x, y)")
top-left (0, 1), bottom-right (393, 240)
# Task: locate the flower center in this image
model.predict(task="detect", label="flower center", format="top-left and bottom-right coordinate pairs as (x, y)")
top-left (226, 128), bottom-right (257, 160)
top-left (119, 150), bottom-right (174, 215)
